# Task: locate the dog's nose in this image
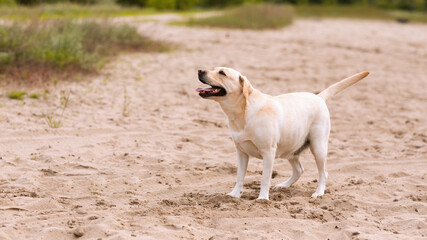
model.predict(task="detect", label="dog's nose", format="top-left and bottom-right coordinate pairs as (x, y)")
top-left (198, 69), bottom-right (205, 77)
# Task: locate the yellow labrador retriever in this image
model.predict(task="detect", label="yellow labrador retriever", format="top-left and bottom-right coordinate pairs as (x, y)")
top-left (196, 67), bottom-right (369, 200)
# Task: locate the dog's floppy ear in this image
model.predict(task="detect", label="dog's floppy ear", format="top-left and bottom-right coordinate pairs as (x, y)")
top-left (239, 75), bottom-right (253, 101)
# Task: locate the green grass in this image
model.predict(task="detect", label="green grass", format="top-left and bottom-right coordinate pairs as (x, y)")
top-left (7, 91), bottom-right (26, 100)
top-left (0, 19), bottom-right (170, 82)
top-left (0, 3), bottom-right (208, 20)
top-left (180, 4), bottom-right (427, 30)
top-left (296, 5), bottom-right (427, 23)
top-left (0, 3), bottom-right (160, 19)
top-left (29, 93), bottom-right (41, 99)
top-left (184, 3), bottom-right (295, 30)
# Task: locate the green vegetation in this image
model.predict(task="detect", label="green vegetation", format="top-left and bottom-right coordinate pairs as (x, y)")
top-left (1, 0), bottom-right (425, 20)
top-left (29, 93), bottom-right (41, 98)
top-left (0, 3), bottom-right (160, 19)
top-left (7, 91), bottom-right (27, 100)
top-left (117, 0), bottom-right (427, 12)
top-left (1, 0), bottom-right (426, 12)
top-left (180, 3), bottom-right (427, 29)
top-left (115, 0), bottom-right (222, 9)
top-left (185, 3), bottom-right (294, 29)
top-left (296, 5), bottom-right (427, 23)
top-left (15, 0), bottom-right (99, 4)
top-left (0, 20), bottom-right (170, 82)
top-left (6, 91), bottom-right (45, 100)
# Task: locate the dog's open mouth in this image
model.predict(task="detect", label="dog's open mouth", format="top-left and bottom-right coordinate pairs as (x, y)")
top-left (196, 85), bottom-right (226, 98)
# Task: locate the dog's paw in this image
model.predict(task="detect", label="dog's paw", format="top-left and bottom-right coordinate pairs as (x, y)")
top-left (256, 196), bottom-right (269, 201)
top-left (273, 182), bottom-right (292, 190)
top-left (311, 191), bottom-right (324, 198)
top-left (256, 192), bottom-right (270, 200)
top-left (227, 191), bottom-right (241, 198)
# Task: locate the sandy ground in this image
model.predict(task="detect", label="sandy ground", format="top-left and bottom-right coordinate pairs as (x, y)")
top-left (1, 16), bottom-right (427, 240)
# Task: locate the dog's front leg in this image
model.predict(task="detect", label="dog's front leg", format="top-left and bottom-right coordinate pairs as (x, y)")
top-left (227, 149), bottom-right (249, 198)
top-left (257, 151), bottom-right (276, 200)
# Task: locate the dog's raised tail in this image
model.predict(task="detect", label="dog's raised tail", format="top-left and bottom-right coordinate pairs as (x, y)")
top-left (318, 71), bottom-right (369, 101)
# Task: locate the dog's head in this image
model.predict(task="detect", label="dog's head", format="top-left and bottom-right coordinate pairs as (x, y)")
top-left (196, 67), bottom-right (253, 101)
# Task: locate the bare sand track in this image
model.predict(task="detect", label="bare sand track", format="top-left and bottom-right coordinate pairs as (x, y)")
top-left (1, 17), bottom-right (426, 239)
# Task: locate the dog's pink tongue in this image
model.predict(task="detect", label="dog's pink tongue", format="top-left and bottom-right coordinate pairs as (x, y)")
top-left (196, 88), bottom-right (214, 92)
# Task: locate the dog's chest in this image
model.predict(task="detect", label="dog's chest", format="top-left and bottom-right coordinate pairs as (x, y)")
top-left (231, 131), bottom-right (262, 159)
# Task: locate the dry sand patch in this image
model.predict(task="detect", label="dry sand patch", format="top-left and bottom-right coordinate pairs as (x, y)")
top-left (0, 17), bottom-right (426, 239)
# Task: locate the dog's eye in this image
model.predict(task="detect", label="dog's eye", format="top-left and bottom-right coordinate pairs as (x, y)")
top-left (219, 70), bottom-right (226, 76)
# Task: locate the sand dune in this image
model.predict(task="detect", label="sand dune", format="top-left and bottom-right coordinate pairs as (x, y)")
top-left (0, 17), bottom-right (426, 239)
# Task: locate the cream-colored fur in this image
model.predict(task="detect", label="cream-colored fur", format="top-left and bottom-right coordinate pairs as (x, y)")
top-left (197, 67), bottom-right (369, 200)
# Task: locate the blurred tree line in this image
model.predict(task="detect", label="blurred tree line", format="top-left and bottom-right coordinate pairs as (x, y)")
top-left (2, 0), bottom-right (426, 11)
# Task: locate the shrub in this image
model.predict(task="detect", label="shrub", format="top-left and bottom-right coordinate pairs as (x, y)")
top-left (0, 20), bottom-right (170, 82)
top-left (0, 3), bottom-right (154, 19)
top-left (0, 52), bottom-right (13, 64)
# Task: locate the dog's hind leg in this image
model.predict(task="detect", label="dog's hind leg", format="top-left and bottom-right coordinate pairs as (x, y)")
top-left (273, 154), bottom-right (304, 189)
top-left (227, 149), bottom-right (249, 198)
top-left (309, 129), bottom-right (329, 198)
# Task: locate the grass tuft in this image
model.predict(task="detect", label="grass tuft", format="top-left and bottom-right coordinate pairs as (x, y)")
top-left (8, 91), bottom-right (26, 100)
top-left (44, 113), bottom-right (62, 128)
top-left (122, 87), bottom-right (131, 117)
top-left (43, 90), bottom-right (70, 128)
top-left (0, 19), bottom-right (171, 83)
top-left (29, 93), bottom-right (41, 99)
top-left (185, 3), bottom-right (294, 30)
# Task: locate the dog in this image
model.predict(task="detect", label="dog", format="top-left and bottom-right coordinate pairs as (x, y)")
top-left (196, 67), bottom-right (369, 200)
